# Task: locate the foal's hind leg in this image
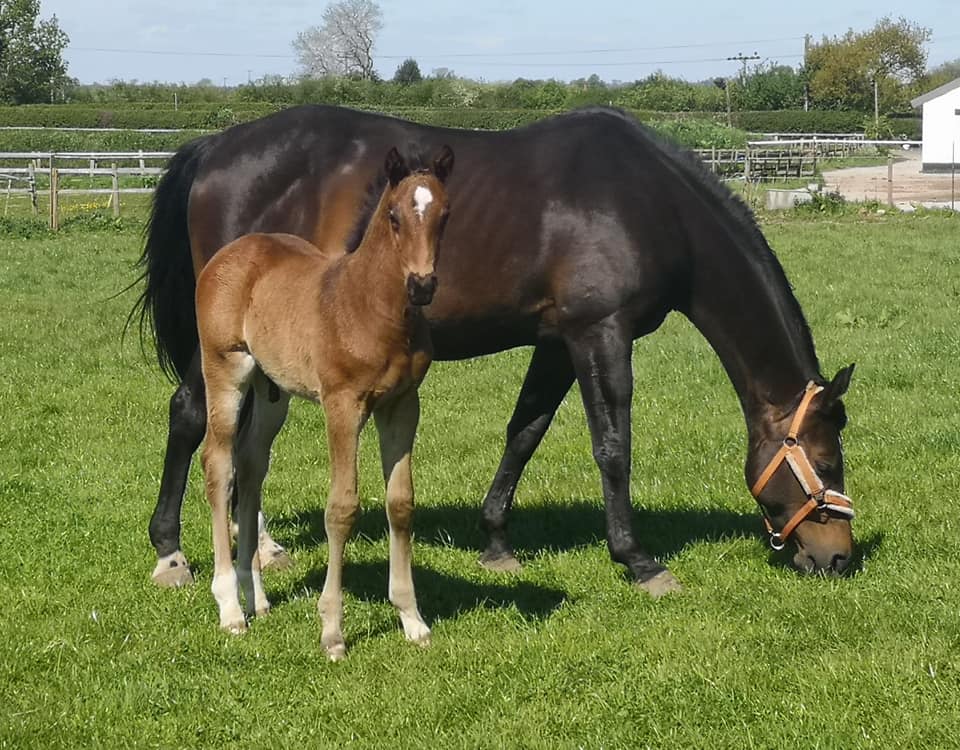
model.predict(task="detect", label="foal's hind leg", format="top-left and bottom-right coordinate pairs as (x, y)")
top-left (317, 395), bottom-right (364, 661)
top-left (479, 341), bottom-right (575, 572)
top-left (375, 390), bottom-right (430, 647)
top-left (234, 375), bottom-right (290, 621)
top-left (149, 352), bottom-right (205, 587)
top-left (564, 316), bottom-right (681, 597)
top-left (202, 352), bottom-right (256, 633)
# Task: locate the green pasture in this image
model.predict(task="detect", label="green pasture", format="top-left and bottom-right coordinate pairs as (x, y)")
top-left (1, 211), bottom-right (958, 748)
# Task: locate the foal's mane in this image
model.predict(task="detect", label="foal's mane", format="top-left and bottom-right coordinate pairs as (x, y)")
top-left (344, 147), bottom-right (435, 254)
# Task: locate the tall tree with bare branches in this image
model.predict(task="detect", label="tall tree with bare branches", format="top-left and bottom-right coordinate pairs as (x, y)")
top-left (293, 0), bottom-right (383, 80)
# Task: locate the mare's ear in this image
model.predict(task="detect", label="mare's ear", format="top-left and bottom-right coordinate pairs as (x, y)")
top-left (385, 147), bottom-right (409, 187)
top-left (433, 145), bottom-right (454, 183)
top-left (822, 364), bottom-right (855, 409)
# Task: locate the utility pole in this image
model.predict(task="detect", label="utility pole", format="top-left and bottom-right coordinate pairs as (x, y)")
top-left (727, 52), bottom-right (760, 85)
top-left (803, 34), bottom-right (811, 111)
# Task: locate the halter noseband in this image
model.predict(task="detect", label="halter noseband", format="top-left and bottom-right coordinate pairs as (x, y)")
top-left (750, 381), bottom-right (855, 551)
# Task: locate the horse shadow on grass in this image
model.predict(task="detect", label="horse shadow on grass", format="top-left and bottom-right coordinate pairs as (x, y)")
top-left (265, 501), bottom-right (882, 631)
top-left (272, 498), bottom-right (762, 562)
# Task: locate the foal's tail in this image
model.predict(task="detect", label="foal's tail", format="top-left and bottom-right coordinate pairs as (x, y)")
top-left (129, 135), bottom-right (214, 382)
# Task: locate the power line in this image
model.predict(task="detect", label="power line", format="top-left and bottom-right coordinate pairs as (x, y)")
top-left (68, 36), bottom-right (806, 62)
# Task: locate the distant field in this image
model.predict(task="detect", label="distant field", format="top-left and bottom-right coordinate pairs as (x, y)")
top-left (1, 213), bottom-right (958, 747)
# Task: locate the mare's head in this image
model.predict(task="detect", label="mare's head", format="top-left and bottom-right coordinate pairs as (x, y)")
top-left (382, 145), bottom-right (454, 306)
top-left (747, 365), bottom-right (856, 576)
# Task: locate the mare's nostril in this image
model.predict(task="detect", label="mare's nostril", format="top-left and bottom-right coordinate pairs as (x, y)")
top-left (831, 553), bottom-right (851, 574)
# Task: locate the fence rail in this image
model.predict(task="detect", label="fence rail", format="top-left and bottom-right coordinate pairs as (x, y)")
top-left (0, 140), bottom-right (922, 228)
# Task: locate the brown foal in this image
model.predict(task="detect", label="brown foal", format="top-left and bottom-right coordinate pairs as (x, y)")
top-left (195, 145), bottom-right (453, 659)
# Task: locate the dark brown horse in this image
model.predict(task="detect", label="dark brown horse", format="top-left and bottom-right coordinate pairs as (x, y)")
top-left (196, 146), bottom-right (451, 657)
top-left (134, 105), bottom-right (856, 596)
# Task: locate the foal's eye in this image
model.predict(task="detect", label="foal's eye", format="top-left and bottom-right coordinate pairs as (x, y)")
top-left (389, 209), bottom-right (400, 231)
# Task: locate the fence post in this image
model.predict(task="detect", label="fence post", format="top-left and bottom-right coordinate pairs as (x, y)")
top-left (49, 166), bottom-right (59, 231)
top-left (744, 148), bottom-right (751, 181)
top-left (27, 161), bottom-right (38, 215)
top-left (111, 163), bottom-right (120, 218)
top-left (887, 154), bottom-right (894, 208)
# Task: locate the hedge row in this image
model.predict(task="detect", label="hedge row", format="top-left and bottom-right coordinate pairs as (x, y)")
top-left (732, 109), bottom-right (920, 138)
top-left (0, 103), bottom-right (899, 136)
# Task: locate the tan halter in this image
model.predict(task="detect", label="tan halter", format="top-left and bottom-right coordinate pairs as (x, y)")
top-left (751, 381), bottom-right (855, 551)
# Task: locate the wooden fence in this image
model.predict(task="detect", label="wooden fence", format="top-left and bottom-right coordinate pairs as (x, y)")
top-left (0, 139), bottom-right (922, 228)
top-left (0, 151), bottom-right (171, 228)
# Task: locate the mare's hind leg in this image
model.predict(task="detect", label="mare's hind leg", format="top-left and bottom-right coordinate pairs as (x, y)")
top-left (149, 351), bottom-right (204, 587)
top-left (564, 316), bottom-right (682, 598)
top-left (317, 394), bottom-right (365, 661)
top-left (374, 390), bottom-right (430, 647)
top-left (202, 351), bottom-right (256, 633)
top-left (234, 375), bottom-right (290, 621)
top-left (479, 341), bottom-right (575, 572)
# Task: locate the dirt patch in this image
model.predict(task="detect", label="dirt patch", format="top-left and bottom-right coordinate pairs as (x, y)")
top-left (821, 149), bottom-right (958, 209)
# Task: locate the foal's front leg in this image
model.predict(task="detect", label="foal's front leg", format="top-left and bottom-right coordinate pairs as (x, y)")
top-left (374, 389), bottom-right (430, 647)
top-left (317, 394), bottom-right (364, 661)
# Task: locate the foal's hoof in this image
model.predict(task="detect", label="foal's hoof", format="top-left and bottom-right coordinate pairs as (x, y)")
top-left (260, 544), bottom-right (294, 572)
top-left (634, 570), bottom-right (683, 599)
top-left (324, 641), bottom-right (347, 662)
top-left (151, 552), bottom-right (195, 588)
top-left (221, 618), bottom-right (247, 636)
top-left (478, 550), bottom-right (522, 574)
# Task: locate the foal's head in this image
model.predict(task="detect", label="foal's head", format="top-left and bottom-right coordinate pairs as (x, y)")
top-left (382, 145), bottom-right (454, 306)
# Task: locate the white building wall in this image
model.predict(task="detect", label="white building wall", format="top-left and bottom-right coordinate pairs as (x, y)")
top-left (922, 87), bottom-right (960, 167)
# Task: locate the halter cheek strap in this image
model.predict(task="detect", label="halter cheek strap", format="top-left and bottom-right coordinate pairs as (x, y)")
top-left (751, 382), bottom-right (855, 551)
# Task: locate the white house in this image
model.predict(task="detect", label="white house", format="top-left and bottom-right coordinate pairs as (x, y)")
top-left (911, 77), bottom-right (960, 173)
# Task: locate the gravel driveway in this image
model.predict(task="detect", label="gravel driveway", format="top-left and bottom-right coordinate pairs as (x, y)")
top-left (820, 149), bottom-right (958, 210)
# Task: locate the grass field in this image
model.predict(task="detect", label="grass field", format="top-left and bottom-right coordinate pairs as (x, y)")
top-left (1, 211), bottom-right (958, 748)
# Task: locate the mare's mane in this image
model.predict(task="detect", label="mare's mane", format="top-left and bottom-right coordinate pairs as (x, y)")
top-left (574, 106), bottom-right (821, 377)
top-left (343, 147), bottom-right (436, 254)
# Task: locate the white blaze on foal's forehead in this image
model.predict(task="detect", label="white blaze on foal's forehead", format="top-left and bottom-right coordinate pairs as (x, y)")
top-left (413, 185), bottom-right (433, 220)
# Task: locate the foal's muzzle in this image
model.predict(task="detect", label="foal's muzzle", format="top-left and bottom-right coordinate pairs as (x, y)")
top-left (407, 273), bottom-right (438, 306)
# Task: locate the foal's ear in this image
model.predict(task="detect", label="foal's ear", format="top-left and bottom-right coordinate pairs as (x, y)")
top-left (385, 147), bottom-right (410, 187)
top-left (432, 145), bottom-right (455, 183)
top-left (822, 364), bottom-right (855, 409)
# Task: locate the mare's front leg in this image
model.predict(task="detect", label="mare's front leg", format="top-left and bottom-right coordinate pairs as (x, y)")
top-left (374, 389), bottom-right (430, 647)
top-left (564, 316), bottom-right (682, 597)
top-left (201, 351), bottom-right (256, 633)
top-left (317, 394), bottom-right (365, 661)
top-left (149, 351), bottom-right (205, 587)
top-left (234, 376), bottom-right (291, 621)
top-left (479, 341), bottom-right (575, 572)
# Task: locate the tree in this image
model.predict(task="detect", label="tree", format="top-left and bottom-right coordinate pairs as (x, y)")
top-left (805, 17), bottom-right (931, 112)
top-left (922, 58), bottom-right (960, 92)
top-left (393, 58), bottom-right (421, 85)
top-left (0, 0), bottom-right (70, 104)
top-left (293, 0), bottom-right (383, 80)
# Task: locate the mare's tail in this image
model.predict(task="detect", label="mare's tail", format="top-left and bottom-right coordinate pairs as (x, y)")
top-left (129, 135), bottom-right (214, 382)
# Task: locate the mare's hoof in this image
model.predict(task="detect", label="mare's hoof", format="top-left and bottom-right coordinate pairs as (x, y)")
top-left (260, 545), bottom-right (294, 571)
top-left (634, 570), bottom-right (683, 599)
top-left (478, 550), bottom-right (522, 573)
top-left (151, 552), bottom-right (194, 588)
top-left (255, 604), bottom-right (271, 619)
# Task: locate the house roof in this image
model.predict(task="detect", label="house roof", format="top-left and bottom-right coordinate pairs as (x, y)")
top-left (911, 77), bottom-right (960, 107)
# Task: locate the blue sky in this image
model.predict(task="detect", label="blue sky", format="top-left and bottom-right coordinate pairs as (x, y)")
top-left (40, 0), bottom-right (959, 86)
